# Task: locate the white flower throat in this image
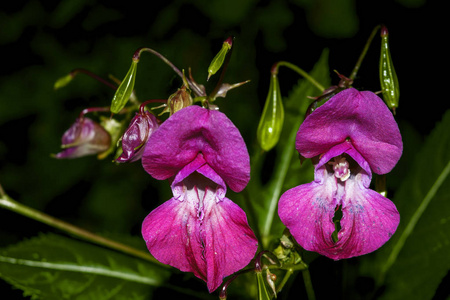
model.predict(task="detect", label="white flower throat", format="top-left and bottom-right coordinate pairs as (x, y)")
top-left (328, 156), bottom-right (351, 182)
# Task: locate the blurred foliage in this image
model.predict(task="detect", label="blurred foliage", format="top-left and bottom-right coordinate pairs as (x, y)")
top-left (1, 0), bottom-right (448, 299)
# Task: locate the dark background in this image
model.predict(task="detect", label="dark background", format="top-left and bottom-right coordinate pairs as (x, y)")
top-left (0, 0), bottom-right (447, 299)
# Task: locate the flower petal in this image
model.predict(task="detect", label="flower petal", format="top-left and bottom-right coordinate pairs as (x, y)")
top-left (278, 166), bottom-right (399, 260)
top-left (296, 88), bottom-right (402, 174)
top-left (142, 182), bottom-right (257, 292)
top-left (278, 168), bottom-right (338, 257)
top-left (142, 105), bottom-right (250, 192)
top-left (201, 195), bottom-right (258, 292)
top-left (334, 172), bottom-right (400, 259)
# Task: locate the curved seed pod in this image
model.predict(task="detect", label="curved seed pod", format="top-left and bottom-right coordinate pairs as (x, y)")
top-left (379, 25), bottom-right (399, 113)
top-left (110, 59), bottom-right (138, 114)
top-left (257, 73), bottom-right (284, 151)
top-left (207, 37), bottom-right (232, 81)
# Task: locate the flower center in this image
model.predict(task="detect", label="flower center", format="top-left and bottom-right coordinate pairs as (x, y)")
top-left (328, 156), bottom-right (350, 181)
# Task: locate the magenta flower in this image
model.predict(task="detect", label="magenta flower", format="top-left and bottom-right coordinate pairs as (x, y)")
top-left (115, 111), bottom-right (159, 163)
top-left (54, 117), bottom-right (111, 159)
top-left (278, 88), bottom-right (403, 260)
top-left (141, 105), bottom-right (258, 292)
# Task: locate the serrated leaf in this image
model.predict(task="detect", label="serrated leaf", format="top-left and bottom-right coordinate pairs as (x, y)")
top-left (248, 50), bottom-right (330, 247)
top-left (370, 110), bottom-right (450, 299)
top-left (0, 233), bottom-right (170, 300)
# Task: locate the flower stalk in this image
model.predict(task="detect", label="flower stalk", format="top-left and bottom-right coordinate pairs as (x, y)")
top-left (0, 187), bottom-right (166, 268)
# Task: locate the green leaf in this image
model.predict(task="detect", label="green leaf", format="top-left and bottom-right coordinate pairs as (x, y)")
top-left (0, 233), bottom-right (170, 299)
top-left (249, 49), bottom-right (330, 248)
top-left (369, 110), bottom-right (450, 299)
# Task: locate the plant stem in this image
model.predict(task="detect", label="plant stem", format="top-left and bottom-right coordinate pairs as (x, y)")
top-left (272, 61), bottom-right (325, 92)
top-left (0, 192), bottom-right (167, 268)
top-left (302, 268), bottom-right (316, 300)
top-left (349, 25), bottom-right (381, 81)
top-left (133, 47), bottom-right (206, 98)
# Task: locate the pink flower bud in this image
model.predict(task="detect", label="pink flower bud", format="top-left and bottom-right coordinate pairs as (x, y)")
top-left (115, 111), bottom-right (159, 163)
top-left (54, 117), bottom-right (111, 159)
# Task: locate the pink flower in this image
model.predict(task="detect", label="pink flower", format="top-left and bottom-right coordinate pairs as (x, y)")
top-left (278, 88), bottom-right (403, 260)
top-left (141, 105), bottom-right (258, 292)
top-left (115, 111), bottom-right (159, 163)
top-left (54, 117), bottom-right (111, 159)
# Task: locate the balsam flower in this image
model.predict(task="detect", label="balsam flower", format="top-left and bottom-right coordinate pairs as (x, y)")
top-left (141, 105), bottom-right (258, 292)
top-left (278, 88), bottom-right (403, 260)
top-left (54, 117), bottom-right (111, 159)
top-left (115, 111), bottom-right (159, 163)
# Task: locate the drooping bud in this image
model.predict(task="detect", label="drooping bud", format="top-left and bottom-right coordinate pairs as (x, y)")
top-left (115, 110), bottom-right (159, 163)
top-left (379, 25), bottom-right (399, 113)
top-left (53, 117), bottom-right (111, 159)
top-left (207, 37), bottom-right (233, 81)
top-left (257, 72), bottom-right (284, 151)
top-left (110, 59), bottom-right (138, 114)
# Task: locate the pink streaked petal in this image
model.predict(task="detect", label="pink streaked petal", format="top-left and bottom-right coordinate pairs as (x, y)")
top-left (202, 196), bottom-right (258, 292)
top-left (142, 105), bottom-right (250, 191)
top-left (143, 170), bottom-right (257, 293)
top-left (296, 88), bottom-right (402, 174)
top-left (142, 197), bottom-right (202, 274)
top-left (333, 174), bottom-right (400, 259)
top-left (278, 169), bottom-right (338, 256)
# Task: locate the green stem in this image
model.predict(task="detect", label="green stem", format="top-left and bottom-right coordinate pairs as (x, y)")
top-left (276, 268), bottom-right (293, 295)
top-left (134, 47), bottom-right (206, 98)
top-left (261, 118), bottom-right (298, 247)
top-left (0, 192), bottom-right (167, 268)
top-left (302, 268), bottom-right (316, 300)
top-left (349, 25), bottom-right (381, 81)
top-left (273, 61), bottom-right (325, 92)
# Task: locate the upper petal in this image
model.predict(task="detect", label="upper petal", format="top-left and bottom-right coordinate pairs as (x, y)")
top-left (142, 105), bottom-right (250, 192)
top-left (296, 88), bottom-right (402, 174)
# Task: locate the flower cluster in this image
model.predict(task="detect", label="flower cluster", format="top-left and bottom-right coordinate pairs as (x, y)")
top-left (278, 88), bottom-right (403, 260)
top-left (52, 32), bottom-right (404, 295)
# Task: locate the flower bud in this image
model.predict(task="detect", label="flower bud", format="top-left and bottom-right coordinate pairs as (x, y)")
top-left (379, 25), bottom-right (399, 113)
top-left (159, 83), bottom-right (193, 116)
top-left (110, 59), bottom-right (138, 114)
top-left (115, 111), bottom-right (159, 163)
top-left (53, 73), bottom-right (74, 90)
top-left (98, 116), bottom-right (122, 160)
top-left (257, 73), bottom-right (284, 151)
top-left (207, 37), bottom-right (233, 81)
top-left (53, 117), bottom-right (111, 159)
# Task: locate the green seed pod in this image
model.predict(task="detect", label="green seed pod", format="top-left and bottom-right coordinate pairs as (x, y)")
top-left (257, 74), bottom-right (284, 151)
top-left (110, 59), bottom-right (138, 114)
top-left (53, 73), bottom-right (74, 90)
top-left (379, 26), bottom-right (399, 113)
top-left (207, 37), bottom-right (232, 81)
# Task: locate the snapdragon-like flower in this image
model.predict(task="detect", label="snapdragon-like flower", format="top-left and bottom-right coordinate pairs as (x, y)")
top-left (115, 111), bottom-right (159, 163)
top-left (141, 105), bottom-right (258, 292)
top-left (278, 88), bottom-right (403, 260)
top-left (54, 117), bottom-right (111, 159)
